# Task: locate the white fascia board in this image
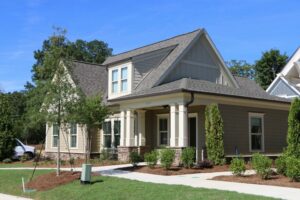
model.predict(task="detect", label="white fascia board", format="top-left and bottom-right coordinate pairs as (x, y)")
top-left (266, 75), bottom-right (281, 92)
top-left (281, 48), bottom-right (300, 76)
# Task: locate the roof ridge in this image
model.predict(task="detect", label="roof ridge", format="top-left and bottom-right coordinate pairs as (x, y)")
top-left (71, 59), bottom-right (106, 67)
top-left (107, 28), bottom-right (202, 59)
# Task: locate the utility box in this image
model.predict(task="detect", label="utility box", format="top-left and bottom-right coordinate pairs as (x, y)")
top-left (81, 164), bottom-right (92, 184)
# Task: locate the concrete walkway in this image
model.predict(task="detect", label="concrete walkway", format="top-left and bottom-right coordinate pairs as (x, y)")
top-left (1, 164), bottom-right (300, 200)
top-left (0, 193), bottom-right (32, 200)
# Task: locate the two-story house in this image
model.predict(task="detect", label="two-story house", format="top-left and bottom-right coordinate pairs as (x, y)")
top-left (45, 29), bottom-right (290, 162)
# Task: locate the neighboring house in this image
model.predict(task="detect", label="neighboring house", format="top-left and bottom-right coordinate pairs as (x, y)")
top-left (267, 48), bottom-right (300, 99)
top-left (45, 29), bottom-right (290, 162)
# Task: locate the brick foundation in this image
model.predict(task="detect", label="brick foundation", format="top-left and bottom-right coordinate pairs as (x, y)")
top-left (117, 146), bottom-right (138, 162)
top-left (44, 152), bottom-right (100, 160)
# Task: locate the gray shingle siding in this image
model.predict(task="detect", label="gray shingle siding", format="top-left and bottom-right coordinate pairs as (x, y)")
top-left (269, 79), bottom-right (298, 97)
top-left (132, 46), bottom-right (174, 89)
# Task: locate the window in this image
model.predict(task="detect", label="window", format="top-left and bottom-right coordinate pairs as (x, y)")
top-left (249, 113), bottom-right (264, 152)
top-left (112, 69), bottom-right (118, 93)
top-left (52, 124), bottom-right (59, 147)
top-left (70, 123), bottom-right (77, 148)
top-left (114, 120), bottom-right (121, 147)
top-left (103, 121), bottom-right (112, 148)
top-left (158, 117), bottom-right (169, 146)
top-left (121, 67), bottom-right (128, 92)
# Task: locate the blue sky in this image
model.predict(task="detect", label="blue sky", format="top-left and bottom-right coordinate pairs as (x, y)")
top-left (1, 0), bottom-right (300, 92)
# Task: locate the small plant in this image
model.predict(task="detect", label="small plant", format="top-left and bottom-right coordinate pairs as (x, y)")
top-left (144, 150), bottom-right (158, 168)
top-left (69, 157), bottom-right (75, 165)
top-left (195, 159), bottom-right (213, 169)
top-left (252, 153), bottom-right (272, 179)
top-left (160, 149), bottom-right (175, 170)
top-left (60, 160), bottom-right (66, 166)
top-left (230, 157), bottom-right (246, 176)
top-left (181, 147), bottom-right (195, 168)
top-left (2, 158), bottom-right (12, 163)
top-left (20, 154), bottom-right (30, 163)
top-left (275, 154), bottom-right (287, 175)
top-left (286, 156), bottom-right (300, 182)
top-left (129, 151), bottom-right (140, 167)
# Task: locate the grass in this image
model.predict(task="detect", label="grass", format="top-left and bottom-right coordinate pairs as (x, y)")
top-left (0, 170), bottom-right (276, 200)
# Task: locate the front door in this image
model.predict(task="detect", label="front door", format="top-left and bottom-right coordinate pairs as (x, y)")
top-left (188, 116), bottom-right (197, 161)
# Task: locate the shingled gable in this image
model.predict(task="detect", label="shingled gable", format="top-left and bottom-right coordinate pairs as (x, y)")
top-left (103, 29), bottom-right (239, 92)
top-left (66, 60), bottom-right (107, 98)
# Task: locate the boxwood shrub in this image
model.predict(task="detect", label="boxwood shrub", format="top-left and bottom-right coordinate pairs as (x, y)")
top-left (230, 157), bottom-right (246, 176)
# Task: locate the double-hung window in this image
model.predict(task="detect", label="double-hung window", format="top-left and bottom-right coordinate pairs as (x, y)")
top-left (114, 120), bottom-right (121, 147)
top-left (249, 113), bottom-right (264, 152)
top-left (158, 116), bottom-right (169, 146)
top-left (112, 69), bottom-right (118, 94)
top-left (103, 121), bottom-right (112, 148)
top-left (121, 67), bottom-right (128, 92)
top-left (52, 124), bottom-right (59, 147)
top-left (70, 123), bottom-right (77, 148)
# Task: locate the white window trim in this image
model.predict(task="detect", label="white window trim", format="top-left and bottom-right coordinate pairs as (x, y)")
top-left (108, 62), bottom-right (132, 99)
top-left (101, 117), bottom-right (121, 149)
top-left (248, 112), bottom-right (265, 152)
top-left (51, 124), bottom-right (59, 148)
top-left (69, 123), bottom-right (78, 149)
top-left (157, 114), bottom-right (170, 147)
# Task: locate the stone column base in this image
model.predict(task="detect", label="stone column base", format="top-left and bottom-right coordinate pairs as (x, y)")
top-left (138, 146), bottom-right (150, 159)
top-left (157, 147), bottom-right (185, 166)
top-left (117, 146), bottom-right (138, 162)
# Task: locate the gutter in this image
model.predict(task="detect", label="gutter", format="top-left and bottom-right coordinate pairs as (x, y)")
top-left (185, 92), bottom-right (194, 107)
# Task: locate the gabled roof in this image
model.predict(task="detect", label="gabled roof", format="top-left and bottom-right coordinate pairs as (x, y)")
top-left (68, 61), bottom-right (107, 98)
top-left (108, 76), bottom-right (290, 103)
top-left (103, 28), bottom-right (239, 92)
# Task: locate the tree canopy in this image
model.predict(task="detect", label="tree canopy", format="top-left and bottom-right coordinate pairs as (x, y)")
top-left (227, 60), bottom-right (255, 79)
top-left (254, 49), bottom-right (288, 90)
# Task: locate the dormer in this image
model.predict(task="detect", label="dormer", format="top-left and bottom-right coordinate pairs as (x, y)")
top-left (108, 61), bottom-right (133, 99)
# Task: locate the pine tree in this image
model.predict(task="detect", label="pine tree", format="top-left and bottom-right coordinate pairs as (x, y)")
top-left (286, 98), bottom-right (300, 158)
top-left (205, 104), bottom-right (225, 165)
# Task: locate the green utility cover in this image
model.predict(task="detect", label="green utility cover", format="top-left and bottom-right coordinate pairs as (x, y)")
top-left (81, 164), bottom-right (92, 182)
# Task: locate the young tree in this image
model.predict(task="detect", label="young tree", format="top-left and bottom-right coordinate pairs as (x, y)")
top-left (41, 61), bottom-right (80, 176)
top-left (254, 49), bottom-right (288, 89)
top-left (70, 94), bottom-right (108, 164)
top-left (205, 104), bottom-right (225, 165)
top-left (286, 98), bottom-right (300, 158)
top-left (227, 60), bottom-right (255, 79)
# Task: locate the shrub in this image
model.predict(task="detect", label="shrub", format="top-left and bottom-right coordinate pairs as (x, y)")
top-left (0, 130), bottom-right (16, 160)
top-left (69, 157), bottom-right (75, 165)
top-left (275, 154), bottom-right (287, 175)
top-left (286, 156), bottom-right (300, 181)
top-left (205, 104), bottom-right (225, 165)
top-left (230, 158), bottom-right (246, 176)
top-left (20, 154), bottom-right (30, 163)
top-left (144, 150), bottom-right (158, 168)
top-left (2, 158), bottom-right (12, 163)
top-left (160, 149), bottom-right (175, 170)
top-left (129, 151), bottom-right (140, 167)
top-left (286, 98), bottom-right (300, 158)
top-left (181, 147), bottom-right (195, 168)
top-left (195, 159), bottom-right (213, 169)
top-left (252, 153), bottom-right (272, 179)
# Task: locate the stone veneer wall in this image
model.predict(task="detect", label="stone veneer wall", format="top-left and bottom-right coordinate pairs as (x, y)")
top-left (117, 146), bottom-right (139, 162)
top-left (44, 152), bottom-right (100, 160)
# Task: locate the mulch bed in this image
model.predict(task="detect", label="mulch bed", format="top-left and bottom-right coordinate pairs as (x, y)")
top-left (118, 165), bottom-right (232, 176)
top-left (212, 174), bottom-right (300, 189)
top-left (25, 171), bottom-right (100, 191)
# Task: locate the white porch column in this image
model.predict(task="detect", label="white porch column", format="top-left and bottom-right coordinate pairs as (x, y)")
top-left (126, 109), bottom-right (135, 146)
top-left (178, 103), bottom-right (188, 147)
top-left (120, 111), bottom-right (126, 146)
top-left (137, 110), bottom-right (146, 146)
top-left (170, 104), bottom-right (177, 147)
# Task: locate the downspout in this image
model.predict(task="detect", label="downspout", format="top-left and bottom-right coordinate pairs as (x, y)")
top-left (185, 92), bottom-right (194, 107)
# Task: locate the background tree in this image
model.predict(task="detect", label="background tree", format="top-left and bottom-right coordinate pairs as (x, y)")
top-left (23, 27), bottom-right (112, 145)
top-left (227, 60), bottom-right (255, 79)
top-left (254, 49), bottom-right (288, 89)
top-left (205, 104), bottom-right (225, 165)
top-left (286, 98), bottom-right (300, 158)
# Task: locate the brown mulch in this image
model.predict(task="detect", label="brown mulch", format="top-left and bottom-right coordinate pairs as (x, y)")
top-left (25, 171), bottom-right (99, 191)
top-left (117, 165), bottom-right (232, 176)
top-left (212, 174), bottom-right (300, 189)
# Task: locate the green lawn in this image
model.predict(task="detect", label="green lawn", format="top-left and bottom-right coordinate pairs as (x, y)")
top-left (0, 170), bottom-right (276, 200)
